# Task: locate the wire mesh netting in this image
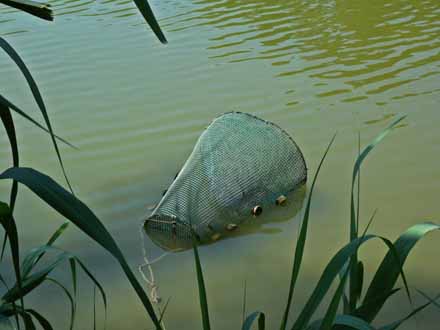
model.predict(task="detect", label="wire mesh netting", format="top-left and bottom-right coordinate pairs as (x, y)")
top-left (144, 112), bottom-right (307, 251)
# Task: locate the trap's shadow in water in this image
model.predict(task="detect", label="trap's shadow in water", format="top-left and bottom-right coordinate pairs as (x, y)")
top-left (200, 184), bottom-right (307, 246)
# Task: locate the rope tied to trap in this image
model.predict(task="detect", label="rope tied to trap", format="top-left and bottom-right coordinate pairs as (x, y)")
top-left (139, 112), bottom-right (307, 303)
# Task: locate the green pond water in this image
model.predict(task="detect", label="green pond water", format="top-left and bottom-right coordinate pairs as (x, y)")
top-left (1, 0), bottom-right (440, 329)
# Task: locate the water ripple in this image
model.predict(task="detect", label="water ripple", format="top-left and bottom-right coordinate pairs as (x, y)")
top-left (161, 0), bottom-right (440, 101)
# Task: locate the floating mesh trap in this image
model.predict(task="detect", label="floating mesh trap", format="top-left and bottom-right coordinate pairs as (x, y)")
top-left (143, 112), bottom-right (307, 251)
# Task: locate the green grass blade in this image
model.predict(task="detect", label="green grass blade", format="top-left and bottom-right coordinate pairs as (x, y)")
top-left (280, 134), bottom-right (336, 330)
top-left (192, 235), bottom-right (211, 330)
top-left (69, 258), bottom-right (77, 330)
top-left (3, 252), bottom-right (67, 303)
top-left (349, 116), bottom-right (406, 312)
top-left (93, 286), bottom-right (97, 330)
top-left (290, 233), bottom-right (411, 330)
top-left (259, 312), bottom-right (265, 330)
top-left (158, 297), bottom-right (171, 324)
top-left (0, 272), bottom-right (9, 289)
top-left (377, 294), bottom-right (440, 330)
top-left (416, 289), bottom-right (440, 309)
top-left (361, 209), bottom-right (378, 239)
top-left (0, 167), bottom-right (161, 328)
top-left (350, 133), bottom-right (362, 310)
top-left (342, 293), bottom-right (349, 315)
top-left (21, 222), bottom-right (69, 277)
top-left (75, 258), bottom-right (107, 328)
top-left (291, 235), bottom-right (374, 330)
top-left (0, 202), bottom-right (24, 315)
top-left (0, 279), bottom-right (20, 329)
top-left (46, 221), bottom-right (69, 246)
top-left (365, 236), bottom-right (412, 316)
top-left (242, 311), bottom-right (265, 330)
top-left (319, 270), bottom-right (349, 330)
top-left (356, 133), bottom-right (361, 235)
top-left (0, 0), bottom-right (53, 21)
top-left (0, 95), bottom-right (76, 149)
top-left (354, 261), bottom-right (364, 305)
top-left (25, 309), bottom-right (53, 330)
top-left (19, 311), bottom-right (36, 330)
top-left (6, 246), bottom-right (100, 329)
top-left (308, 314), bottom-right (375, 330)
top-left (36, 221), bottom-right (70, 266)
top-left (242, 280), bottom-right (247, 326)
top-left (132, 0), bottom-right (167, 43)
top-left (0, 103), bottom-right (19, 263)
top-left (21, 245), bottom-right (54, 278)
top-left (1, 233), bottom-right (7, 261)
top-left (0, 306), bottom-right (20, 330)
top-left (359, 222), bottom-right (439, 322)
top-left (350, 116), bottom-right (406, 234)
top-left (354, 288), bottom-right (401, 318)
top-left (332, 314), bottom-right (375, 330)
top-left (0, 104), bottom-right (19, 211)
top-left (0, 38), bottom-right (73, 192)
top-left (46, 278), bottom-right (75, 330)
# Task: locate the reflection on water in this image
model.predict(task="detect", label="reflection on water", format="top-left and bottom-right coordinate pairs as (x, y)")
top-left (209, 186), bottom-right (306, 242)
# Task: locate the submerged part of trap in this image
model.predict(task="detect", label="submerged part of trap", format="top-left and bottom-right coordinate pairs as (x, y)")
top-left (143, 112), bottom-right (307, 251)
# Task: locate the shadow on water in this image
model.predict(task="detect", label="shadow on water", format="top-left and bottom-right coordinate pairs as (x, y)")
top-left (218, 184), bottom-right (307, 239)
top-left (143, 184), bottom-right (307, 254)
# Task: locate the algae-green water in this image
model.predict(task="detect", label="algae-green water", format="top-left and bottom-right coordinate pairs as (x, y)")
top-left (1, 0), bottom-right (439, 329)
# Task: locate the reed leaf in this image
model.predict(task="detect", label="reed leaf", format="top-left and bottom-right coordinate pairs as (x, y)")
top-left (0, 0), bottom-right (52, 21)
top-left (290, 233), bottom-right (410, 330)
top-left (0, 104), bottom-right (19, 211)
top-left (308, 315), bottom-right (375, 330)
top-left (192, 234), bottom-right (211, 330)
top-left (76, 257), bottom-right (107, 327)
top-left (0, 167), bottom-right (161, 328)
top-left (2, 251), bottom-right (67, 303)
top-left (25, 309), bottom-right (53, 330)
top-left (358, 222), bottom-right (440, 322)
top-left (93, 286), bottom-right (97, 330)
top-left (45, 278), bottom-right (75, 330)
top-left (5, 243), bottom-right (103, 328)
top-left (242, 311), bottom-right (265, 330)
top-left (132, 0), bottom-right (167, 43)
top-left (158, 297), bottom-right (171, 324)
top-left (21, 222), bottom-right (69, 278)
top-left (279, 133), bottom-right (336, 330)
top-left (19, 310), bottom-right (35, 330)
top-left (0, 37), bottom-right (73, 192)
top-left (349, 116), bottom-right (406, 312)
top-left (0, 202), bottom-right (24, 316)
top-left (377, 294), bottom-right (440, 330)
top-left (319, 270), bottom-right (349, 330)
top-left (242, 280), bottom-right (247, 325)
top-left (0, 95), bottom-right (76, 149)
top-left (0, 103), bottom-right (19, 263)
top-left (416, 289), bottom-right (440, 309)
top-left (69, 258), bottom-right (77, 329)
top-left (354, 288), bottom-right (400, 318)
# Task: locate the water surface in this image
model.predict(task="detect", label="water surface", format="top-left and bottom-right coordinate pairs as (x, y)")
top-left (1, 0), bottom-right (440, 329)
